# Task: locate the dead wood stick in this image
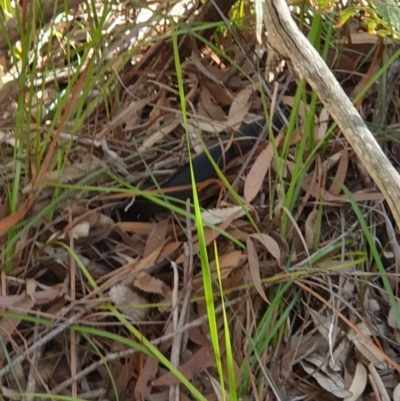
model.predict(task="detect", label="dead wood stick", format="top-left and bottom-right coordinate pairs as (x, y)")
top-left (263, 0), bottom-right (400, 229)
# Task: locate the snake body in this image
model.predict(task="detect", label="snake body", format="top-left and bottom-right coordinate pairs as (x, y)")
top-left (121, 121), bottom-right (264, 221)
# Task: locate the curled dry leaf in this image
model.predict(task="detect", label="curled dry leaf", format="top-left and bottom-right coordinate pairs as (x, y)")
top-left (343, 362), bottom-right (367, 401)
top-left (393, 382), bottom-right (400, 401)
top-left (109, 284), bottom-right (148, 321)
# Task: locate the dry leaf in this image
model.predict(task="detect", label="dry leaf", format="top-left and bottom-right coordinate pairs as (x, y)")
top-left (316, 107), bottom-right (330, 142)
top-left (347, 323), bottom-right (388, 370)
top-left (198, 87), bottom-right (225, 121)
top-left (1, 386), bottom-right (22, 400)
top-left (328, 149), bottom-right (349, 196)
top-left (0, 194), bottom-right (9, 246)
top-left (246, 237), bottom-right (268, 303)
top-left (0, 193), bottom-right (35, 237)
top-left (144, 219), bottom-right (168, 257)
top-left (135, 355), bottom-right (159, 399)
top-left (300, 355), bottom-right (352, 398)
top-left (207, 371), bottom-right (230, 401)
top-left (22, 154), bottom-right (105, 194)
top-left (140, 122), bottom-right (179, 150)
top-left (368, 362), bottom-right (391, 401)
top-left (244, 132), bottom-right (283, 202)
top-left (330, 336), bottom-right (351, 372)
top-left (209, 250), bottom-right (244, 279)
top-left (201, 206), bottom-right (246, 225)
top-left (0, 292), bottom-right (35, 345)
top-left (305, 209), bottom-right (318, 250)
top-left (393, 382), bottom-right (400, 401)
top-left (31, 287), bottom-right (62, 304)
top-left (152, 344), bottom-right (215, 386)
top-left (250, 233), bottom-right (281, 262)
top-left (49, 221), bottom-right (90, 241)
top-left (26, 279), bottom-right (37, 297)
top-left (387, 301), bottom-right (400, 328)
top-left (309, 308), bottom-right (343, 342)
top-left (343, 362), bottom-right (367, 401)
top-left (226, 86), bottom-right (254, 127)
top-left (244, 143), bottom-right (273, 202)
top-left (134, 272), bottom-right (165, 295)
top-left (109, 284), bottom-right (148, 321)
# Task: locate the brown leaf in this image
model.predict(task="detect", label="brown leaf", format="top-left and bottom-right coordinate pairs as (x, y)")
top-left (316, 107), bottom-right (330, 142)
top-left (347, 323), bottom-right (388, 369)
top-left (144, 219), bottom-right (168, 257)
top-left (109, 284), bottom-right (148, 321)
top-left (31, 287), bottom-right (62, 304)
top-left (198, 87), bottom-right (225, 120)
top-left (134, 272), bottom-right (165, 295)
top-left (135, 355), bottom-right (159, 399)
top-left (209, 250), bottom-right (244, 279)
top-left (246, 237), bottom-right (268, 303)
top-left (250, 233), bottom-right (281, 262)
top-left (201, 206), bottom-right (245, 225)
top-left (140, 121), bottom-right (179, 150)
top-left (245, 132), bottom-right (283, 202)
top-left (152, 344), bottom-right (215, 386)
top-left (227, 85), bottom-right (254, 127)
top-left (305, 209), bottom-right (318, 250)
top-left (0, 193), bottom-right (35, 237)
top-left (244, 142), bottom-right (273, 202)
top-left (328, 149), bottom-right (349, 197)
top-left (0, 194), bottom-right (9, 246)
top-left (0, 292), bottom-right (35, 345)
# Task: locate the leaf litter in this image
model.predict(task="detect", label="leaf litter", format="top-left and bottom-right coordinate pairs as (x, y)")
top-left (0, 2), bottom-right (400, 400)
